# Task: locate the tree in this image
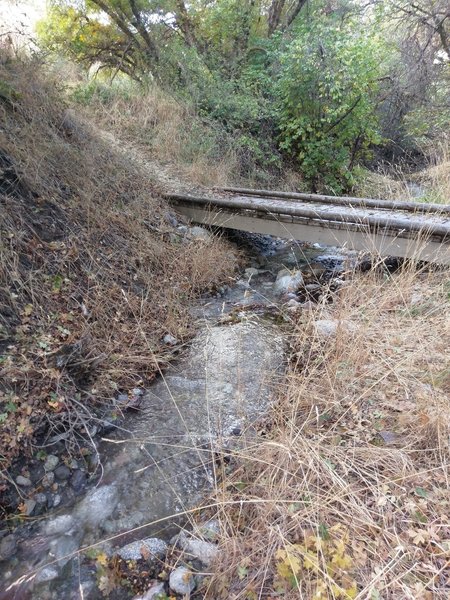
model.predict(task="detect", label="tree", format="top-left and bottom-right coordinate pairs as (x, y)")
top-left (275, 12), bottom-right (384, 191)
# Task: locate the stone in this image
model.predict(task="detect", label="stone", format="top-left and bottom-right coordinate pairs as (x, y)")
top-left (244, 267), bottom-right (259, 277)
top-left (44, 455), bottom-right (59, 472)
top-left (49, 535), bottom-right (80, 567)
top-left (16, 475), bottom-right (32, 487)
top-left (54, 465), bottom-right (71, 481)
top-left (117, 537), bottom-right (168, 561)
top-left (42, 472), bottom-right (55, 487)
top-left (236, 279), bottom-right (250, 289)
top-left (177, 533), bottom-right (218, 566)
top-left (44, 515), bottom-right (76, 536)
top-left (189, 226), bottom-right (210, 241)
top-left (34, 566), bottom-right (59, 583)
top-left (75, 485), bottom-right (119, 528)
top-left (34, 492), bottom-right (47, 505)
top-left (0, 534), bottom-right (17, 561)
top-left (163, 334), bottom-right (178, 346)
top-left (314, 319), bottom-right (356, 338)
top-left (134, 581), bottom-right (166, 600)
top-left (299, 301), bottom-right (316, 311)
top-left (52, 494), bottom-right (62, 507)
top-left (198, 519), bottom-right (220, 541)
top-left (169, 566), bottom-right (196, 595)
top-left (70, 469), bottom-right (87, 492)
top-left (24, 499), bottom-right (36, 516)
top-left (274, 271), bottom-right (303, 294)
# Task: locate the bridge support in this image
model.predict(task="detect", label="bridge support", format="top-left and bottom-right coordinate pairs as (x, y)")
top-left (176, 203), bottom-right (450, 265)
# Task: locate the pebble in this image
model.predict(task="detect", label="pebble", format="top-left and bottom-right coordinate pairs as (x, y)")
top-left (117, 537), bottom-right (168, 561)
top-left (314, 319), bottom-right (356, 338)
top-left (44, 455), bottom-right (59, 472)
top-left (42, 471), bottom-right (55, 487)
top-left (178, 533), bottom-right (218, 566)
top-left (24, 499), bottom-right (36, 516)
top-left (189, 226), bottom-right (210, 241)
top-left (133, 581), bottom-right (166, 600)
top-left (274, 271), bottom-right (304, 294)
top-left (70, 469), bottom-right (87, 492)
top-left (169, 566), bottom-right (196, 595)
top-left (34, 492), bottom-right (47, 504)
top-left (34, 566), bottom-right (59, 583)
top-left (199, 519), bottom-right (220, 541)
top-left (163, 334), bottom-right (178, 346)
top-left (54, 465), bottom-right (71, 481)
top-left (244, 267), bottom-right (259, 277)
top-left (16, 475), bottom-right (32, 487)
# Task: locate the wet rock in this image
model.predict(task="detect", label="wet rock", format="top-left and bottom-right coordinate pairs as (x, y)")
top-left (0, 534), bottom-right (17, 560)
top-left (44, 515), bottom-right (76, 536)
top-left (75, 484), bottom-right (118, 528)
top-left (274, 270), bottom-right (303, 294)
top-left (70, 469), bottom-right (87, 492)
top-left (117, 537), bottom-right (168, 561)
top-left (163, 334), bottom-right (178, 346)
top-left (169, 566), bottom-right (196, 595)
top-left (34, 566), bottom-right (59, 583)
top-left (16, 475), bottom-right (32, 487)
top-left (55, 465), bottom-right (71, 481)
top-left (44, 455), bottom-right (59, 472)
top-left (49, 535), bottom-right (80, 567)
top-left (52, 494), bottom-right (62, 507)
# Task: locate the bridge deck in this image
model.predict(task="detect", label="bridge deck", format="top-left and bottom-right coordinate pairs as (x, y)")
top-left (167, 189), bottom-right (450, 265)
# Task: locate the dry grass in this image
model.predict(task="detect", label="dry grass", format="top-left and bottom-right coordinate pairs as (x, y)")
top-left (81, 83), bottom-right (240, 188)
top-left (0, 54), bottom-right (237, 488)
top-left (203, 265), bottom-right (450, 599)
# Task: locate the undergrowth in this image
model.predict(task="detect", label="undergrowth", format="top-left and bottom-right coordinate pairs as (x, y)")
top-left (202, 264), bottom-right (450, 599)
top-left (0, 55), bottom-right (237, 497)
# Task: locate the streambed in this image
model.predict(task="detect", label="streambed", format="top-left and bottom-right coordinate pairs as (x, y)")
top-left (0, 235), bottom-right (351, 599)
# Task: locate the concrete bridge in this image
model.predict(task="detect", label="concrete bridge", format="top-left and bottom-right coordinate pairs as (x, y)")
top-left (166, 186), bottom-right (450, 265)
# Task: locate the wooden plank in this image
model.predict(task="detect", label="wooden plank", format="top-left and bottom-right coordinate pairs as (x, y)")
top-left (167, 193), bottom-right (450, 239)
top-left (219, 186), bottom-right (450, 215)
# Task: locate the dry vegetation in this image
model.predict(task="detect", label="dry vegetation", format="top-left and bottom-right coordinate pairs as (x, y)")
top-left (202, 265), bottom-right (450, 599)
top-left (0, 55), bottom-right (237, 488)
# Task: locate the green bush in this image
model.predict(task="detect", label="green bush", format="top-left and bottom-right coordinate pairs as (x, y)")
top-left (275, 17), bottom-right (384, 192)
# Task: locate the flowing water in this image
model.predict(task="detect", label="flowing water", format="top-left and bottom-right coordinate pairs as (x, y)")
top-left (0, 236), bottom-right (350, 599)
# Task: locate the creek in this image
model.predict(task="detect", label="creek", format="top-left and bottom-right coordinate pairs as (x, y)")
top-left (0, 233), bottom-right (351, 599)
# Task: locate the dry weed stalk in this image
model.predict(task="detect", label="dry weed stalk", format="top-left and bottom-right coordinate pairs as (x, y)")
top-left (0, 55), bottom-right (237, 486)
top-left (205, 265), bottom-right (449, 599)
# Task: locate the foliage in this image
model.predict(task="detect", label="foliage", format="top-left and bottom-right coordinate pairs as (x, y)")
top-left (275, 14), bottom-right (383, 191)
top-left (275, 526), bottom-right (358, 598)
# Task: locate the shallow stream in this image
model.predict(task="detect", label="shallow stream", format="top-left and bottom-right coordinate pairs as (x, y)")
top-left (0, 234), bottom-right (350, 599)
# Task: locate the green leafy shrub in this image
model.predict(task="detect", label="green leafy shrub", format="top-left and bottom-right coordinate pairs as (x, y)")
top-left (275, 16), bottom-right (384, 192)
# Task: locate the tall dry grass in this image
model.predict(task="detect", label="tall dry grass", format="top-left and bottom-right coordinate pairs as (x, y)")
top-left (0, 55), bottom-right (237, 482)
top-left (201, 264), bottom-right (450, 599)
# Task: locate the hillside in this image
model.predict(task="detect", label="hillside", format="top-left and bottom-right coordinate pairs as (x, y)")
top-left (0, 56), bottom-right (237, 499)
